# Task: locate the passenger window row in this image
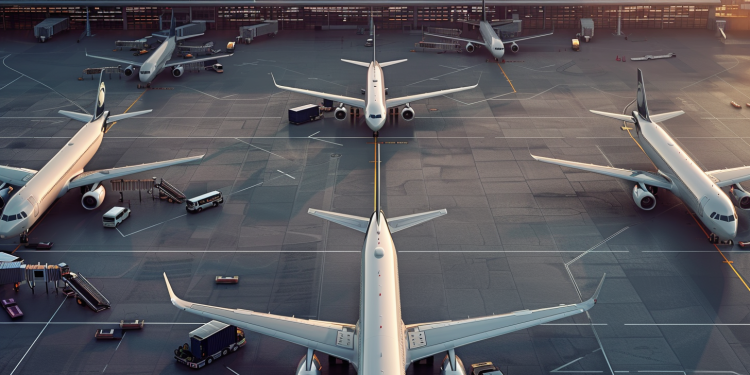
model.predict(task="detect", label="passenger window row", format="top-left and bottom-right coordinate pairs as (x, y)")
top-left (1, 211), bottom-right (27, 222)
top-left (710, 212), bottom-right (736, 222)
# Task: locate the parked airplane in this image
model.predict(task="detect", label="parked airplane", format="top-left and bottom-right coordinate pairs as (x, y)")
top-left (164, 142), bottom-right (605, 375)
top-left (86, 11), bottom-right (233, 87)
top-left (271, 25), bottom-right (478, 136)
top-left (0, 73), bottom-right (203, 241)
top-left (533, 69), bottom-right (750, 245)
top-left (424, 0), bottom-right (553, 60)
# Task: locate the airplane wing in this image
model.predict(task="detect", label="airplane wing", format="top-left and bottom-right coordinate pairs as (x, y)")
top-left (504, 30), bottom-right (554, 44)
top-left (163, 273), bottom-right (358, 363)
top-left (423, 32), bottom-right (487, 46)
top-left (531, 154), bottom-right (672, 190)
top-left (68, 155), bottom-right (203, 189)
top-left (385, 83), bottom-right (478, 108)
top-left (85, 50), bottom-right (142, 68)
top-left (406, 274), bottom-right (605, 363)
top-left (164, 54), bottom-right (234, 68)
top-left (706, 166), bottom-right (750, 187)
top-left (271, 73), bottom-right (365, 109)
top-left (0, 165), bottom-right (37, 186)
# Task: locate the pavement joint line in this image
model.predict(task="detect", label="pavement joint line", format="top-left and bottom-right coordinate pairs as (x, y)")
top-left (403, 62), bottom-right (483, 87)
top-left (9, 296), bottom-right (67, 375)
top-left (565, 226), bottom-right (632, 267)
top-left (308, 131), bottom-right (344, 146)
top-left (118, 214), bottom-right (187, 237)
top-left (114, 332), bottom-right (126, 351)
top-left (2, 55), bottom-right (89, 114)
top-left (177, 85), bottom-right (285, 101)
top-left (234, 138), bottom-right (289, 160)
top-left (277, 170), bottom-right (296, 179)
top-left (0, 75), bottom-right (22, 91)
top-left (551, 356), bottom-right (585, 373)
top-left (681, 56), bottom-right (739, 90)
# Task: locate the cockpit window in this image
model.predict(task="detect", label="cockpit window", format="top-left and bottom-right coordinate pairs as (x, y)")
top-left (710, 212), bottom-right (716, 218)
top-left (713, 213), bottom-right (735, 222)
top-left (140, 71), bottom-right (150, 74)
top-left (8, 215), bottom-right (15, 221)
top-left (495, 47), bottom-right (504, 50)
top-left (20, 211), bottom-right (26, 218)
top-left (369, 114), bottom-right (382, 119)
top-left (1, 215), bottom-right (6, 221)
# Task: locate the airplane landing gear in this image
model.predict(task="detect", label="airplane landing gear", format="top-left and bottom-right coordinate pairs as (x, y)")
top-left (20, 230), bottom-right (28, 245)
top-left (709, 233), bottom-right (734, 246)
top-left (373, 131), bottom-right (379, 138)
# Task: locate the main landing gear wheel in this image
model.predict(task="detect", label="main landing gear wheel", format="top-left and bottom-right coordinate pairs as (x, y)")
top-left (709, 233), bottom-right (719, 244)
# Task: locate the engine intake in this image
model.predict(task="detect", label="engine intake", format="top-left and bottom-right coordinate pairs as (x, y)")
top-left (732, 183), bottom-right (750, 209)
top-left (334, 106), bottom-right (347, 120)
top-left (465, 42), bottom-right (475, 53)
top-left (124, 65), bottom-right (135, 77)
top-left (295, 354), bottom-right (322, 375)
top-left (82, 184), bottom-right (106, 210)
top-left (0, 187), bottom-right (11, 210)
top-left (632, 184), bottom-right (656, 211)
top-left (172, 65), bottom-right (184, 78)
top-left (440, 354), bottom-right (467, 375)
top-left (401, 105), bottom-right (415, 121)
top-left (510, 42), bottom-right (520, 53)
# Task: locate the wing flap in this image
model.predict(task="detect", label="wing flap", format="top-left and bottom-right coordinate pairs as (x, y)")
top-left (707, 166), bottom-right (750, 187)
top-left (308, 209), bottom-right (369, 233)
top-left (164, 54), bottom-right (233, 68)
top-left (164, 273), bottom-right (357, 362)
top-left (423, 32), bottom-right (486, 46)
top-left (271, 73), bottom-right (365, 109)
top-left (68, 155), bottom-right (203, 189)
top-left (531, 154), bottom-right (672, 190)
top-left (0, 165), bottom-right (37, 186)
top-left (385, 83), bottom-right (478, 109)
top-left (406, 274), bottom-right (605, 362)
top-left (387, 209), bottom-right (447, 233)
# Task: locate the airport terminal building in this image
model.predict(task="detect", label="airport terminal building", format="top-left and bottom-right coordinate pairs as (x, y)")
top-left (1, 0), bottom-right (747, 33)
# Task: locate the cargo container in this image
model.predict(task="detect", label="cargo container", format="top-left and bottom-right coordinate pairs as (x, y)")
top-left (34, 18), bottom-right (70, 42)
top-left (174, 320), bottom-right (245, 369)
top-left (289, 104), bottom-right (323, 125)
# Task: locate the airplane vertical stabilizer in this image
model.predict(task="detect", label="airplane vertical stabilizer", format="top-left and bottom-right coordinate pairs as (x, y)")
top-left (93, 72), bottom-right (106, 120)
top-left (168, 10), bottom-right (176, 38)
top-left (482, 0), bottom-right (487, 22)
top-left (636, 69), bottom-right (650, 121)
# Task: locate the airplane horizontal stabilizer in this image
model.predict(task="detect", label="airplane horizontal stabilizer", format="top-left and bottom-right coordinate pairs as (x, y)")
top-left (590, 110), bottom-right (635, 123)
top-left (308, 209), bottom-right (369, 233)
top-left (648, 110), bottom-right (685, 124)
top-left (341, 59), bottom-right (370, 68)
top-left (387, 209), bottom-right (447, 233)
top-left (379, 59), bottom-right (408, 68)
top-left (107, 109), bottom-right (153, 124)
top-left (59, 110), bottom-right (93, 123)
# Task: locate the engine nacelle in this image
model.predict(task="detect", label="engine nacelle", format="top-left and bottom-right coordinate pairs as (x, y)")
top-left (732, 183), bottom-right (750, 209)
top-left (0, 187), bottom-right (11, 210)
top-left (82, 185), bottom-right (106, 210)
top-left (401, 105), bottom-right (415, 121)
top-left (632, 184), bottom-right (656, 211)
top-left (124, 65), bottom-right (135, 77)
top-left (440, 354), bottom-right (467, 375)
top-left (510, 42), bottom-right (520, 53)
top-left (295, 354), bottom-right (322, 375)
top-left (465, 43), bottom-right (475, 53)
top-left (172, 65), bottom-right (184, 78)
top-left (334, 106), bottom-right (347, 120)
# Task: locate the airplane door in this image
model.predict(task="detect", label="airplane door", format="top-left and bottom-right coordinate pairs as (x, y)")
top-left (698, 196), bottom-right (710, 217)
top-left (27, 196), bottom-right (39, 217)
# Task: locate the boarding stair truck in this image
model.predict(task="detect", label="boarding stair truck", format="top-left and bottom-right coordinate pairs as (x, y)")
top-left (579, 18), bottom-right (594, 42)
top-left (155, 178), bottom-right (186, 204)
top-left (288, 104), bottom-right (323, 125)
top-left (34, 18), bottom-right (70, 42)
top-left (174, 320), bottom-right (246, 369)
top-left (61, 266), bottom-right (111, 312)
top-left (238, 20), bottom-right (278, 44)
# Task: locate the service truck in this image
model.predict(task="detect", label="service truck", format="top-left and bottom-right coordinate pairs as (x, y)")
top-left (579, 18), bottom-right (594, 42)
top-left (288, 104), bottom-right (323, 125)
top-left (174, 320), bottom-right (246, 369)
top-left (34, 18), bottom-right (70, 42)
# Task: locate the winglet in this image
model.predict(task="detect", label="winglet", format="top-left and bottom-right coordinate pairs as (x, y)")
top-left (163, 272), bottom-right (191, 310)
top-left (590, 273), bottom-right (606, 304)
top-left (270, 72), bottom-right (280, 88)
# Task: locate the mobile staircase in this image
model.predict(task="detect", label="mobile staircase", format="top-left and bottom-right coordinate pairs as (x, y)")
top-left (156, 178), bottom-right (186, 204)
top-left (63, 272), bottom-right (111, 312)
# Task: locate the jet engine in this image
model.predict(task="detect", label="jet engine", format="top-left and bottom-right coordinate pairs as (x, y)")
top-left (172, 65), bottom-right (184, 78)
top-left (440, 354), bottom-right (467, 375)
top-left (632, 184), bottom-right (656, 211)
top-left (124, 65), bottom-right (135, 77)
top-left (334, 106), bottom-right (347, 120)
top-left (465, 43), bottom-right (475, 53)
top-left (82, 184), bottom-right (106, 210)
top-left (0, 186), bottom-right (11, 210)
top-left (510, 42), bottom-right (520, 53)
top-left (295, 354), bottom-right (322, 375)
top-left (731, 183), bottom-right (750, 209)
top-left (401, 105), bottom-right (415, 121)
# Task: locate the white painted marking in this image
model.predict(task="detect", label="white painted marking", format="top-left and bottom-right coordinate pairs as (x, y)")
top-left (0, 76), bottom-right (22, 91)
top-left (115, 332), bottom-right (127, 350)
top-left (2, 56), bottom-right (89, 114)
top-left (10, 297), bottom-right (67, 375)
top-left (226, 366), bottom-right (241, 375)
top-left (119, 214), bottom-right (187, 237)
top-left (234, 138), bottom-right (288, 160)
top-left (277, 170), bottom-right (296, 179)
top-left (308, 132), bottom-right (344, 146)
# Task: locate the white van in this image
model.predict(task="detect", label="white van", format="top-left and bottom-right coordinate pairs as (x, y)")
top-left (186, 191), bottom-right (224, 213)
top-left (103, 207), bottom-right (131, 228)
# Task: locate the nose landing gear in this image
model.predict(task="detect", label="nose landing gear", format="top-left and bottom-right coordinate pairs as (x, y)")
top-left (20, 230), bottom-right (28, 245)
top-left (709, 233), bottom-right (733, 245)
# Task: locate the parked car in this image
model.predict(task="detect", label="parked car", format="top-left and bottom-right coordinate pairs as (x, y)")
top-left (2, 298), bottom-right (23, 319)
top-left (470, 362), bottom-right (503, 375)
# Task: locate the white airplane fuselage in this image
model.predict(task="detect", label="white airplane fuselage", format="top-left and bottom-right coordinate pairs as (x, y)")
top-left (0, 115), bottom-right (106, 238)
top-left (364, 62), bottom-right (387, 132)
top-left (633, 112), bottom-right (737, 239)
top-left (478, 21), bottom-right (506, 60)
top-left (138, 37), bottom-right (176, 84)
top-left (358, 212), bottom-right (406, 374)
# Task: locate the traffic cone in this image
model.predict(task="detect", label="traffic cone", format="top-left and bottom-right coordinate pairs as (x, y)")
top-left (616, 55), bottom-right (621, 61)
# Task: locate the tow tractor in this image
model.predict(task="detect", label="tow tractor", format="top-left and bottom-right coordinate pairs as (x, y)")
top-left (174, 320), bottom-right (245, 369)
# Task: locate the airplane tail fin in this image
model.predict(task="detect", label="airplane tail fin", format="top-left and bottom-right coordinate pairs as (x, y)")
top-left (168, 10), bottom-right (176, 38)
top-left (94, 71), bottom-right (106, 120)
top-left (372, 24), bottom-right (376, 62)
top-left (636, 69), bottom-right (650, 121)
top-left (482, 0), bottom-right (486, 22)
